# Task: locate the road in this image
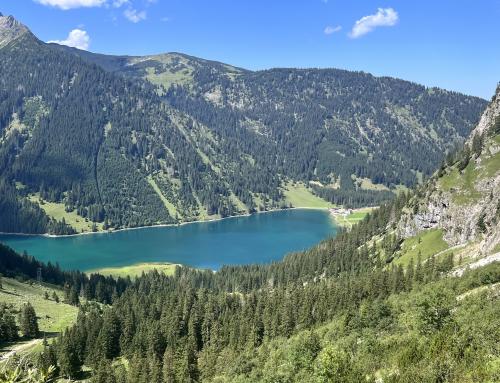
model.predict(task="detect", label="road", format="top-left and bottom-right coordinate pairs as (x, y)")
top-left (0, 339), bottom-right (42, 361)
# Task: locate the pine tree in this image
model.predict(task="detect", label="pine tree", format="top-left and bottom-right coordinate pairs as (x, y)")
top-left (406, 258), bottom-right (414, 291)
top-left (414, 253), bottom-right (424, 283)
top-left (162, 348), bottom-right (176, 383)
top-left (19, 303), bottom-right (39, 339)
top-left (471, 133), bottom-right (484, 156)
top-left (58, 334), bottom-right (82, 379)
top-left (67, 285), bottom-right (80, 306)
top-left (98, 310), bottom-right (121, 360)
top-left (38, 344), bottom-right (59, 375)
top-left (91, 359), bottom-right (117, 383)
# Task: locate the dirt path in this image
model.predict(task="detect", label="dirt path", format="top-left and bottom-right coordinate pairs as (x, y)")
top-left (0, 339), bottom-right (41, 361)
top-left (433, 243), bottom-right (468, 258)
top-left (451, 252), bottom-right (500, 277)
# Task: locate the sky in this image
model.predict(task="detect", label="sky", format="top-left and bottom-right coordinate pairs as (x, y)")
top-left (2, 0), bottom-right (499, 99)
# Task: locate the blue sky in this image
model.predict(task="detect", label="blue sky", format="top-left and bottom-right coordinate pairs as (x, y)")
top-left (2, 0), bottom-right (499, 98)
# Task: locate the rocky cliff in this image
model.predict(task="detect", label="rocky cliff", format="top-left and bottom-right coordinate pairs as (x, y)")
top-left (397, 85), bottom-right (500, 256)
top-left (0, 13), bottom-right (29, 48)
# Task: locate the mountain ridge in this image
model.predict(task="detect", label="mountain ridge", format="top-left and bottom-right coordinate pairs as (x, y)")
top-left (0, 13), bottom-right (489, 234)
top-left (0, 12), bottom-right (31, 48)
top-left (53, 43), bottom-right (487, 101)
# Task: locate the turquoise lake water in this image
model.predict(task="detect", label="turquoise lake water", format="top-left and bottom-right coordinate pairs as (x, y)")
top-left (0, 209), bottom-right (337, 271)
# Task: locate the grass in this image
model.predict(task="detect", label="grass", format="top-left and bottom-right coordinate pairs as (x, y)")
top-left (282, 181), bottom-right (334, 209)
top-left (229, 192), bottom-right (248, 213)
top-left (0, 277), bottom-right (79, 359)
top-left (88, 262), bottom-right (179, 279)
top-left (334, 208), bottom-right (372, 227)
top-left (492, 243), bottom-right (500, 255)
top-left (0, 278), bottom-right (78, 335)
top-left (357, 177), bottom-right (390, 191)
top-left (395, 229), bottom-right (449, 266)
top-left (438, 162), bottom-right (482, 205)
top-left (28, 193), bottom-right (103, 233)
top-left (438, 134), bottom-right (499, 205)
top-left (147, 175), bottom-right (179, 218)
top-left (483, 142), bottom-right (500, 177)
top-left (195, 147), bottom-right (220, 174)
top-left (144, 66), bottom-right (193, 92)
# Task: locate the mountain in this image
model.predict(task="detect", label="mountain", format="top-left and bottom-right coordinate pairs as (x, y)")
top-left (64, 48), bottom-right (488, 189)
top-left (395, 85), bottom-right (500, 263)
top-left (2, 86), bottom-right (499, 381)
top-left (0, 12), bottom-right (30, 48)
top-left (0, 13), bottom-right (488, 234)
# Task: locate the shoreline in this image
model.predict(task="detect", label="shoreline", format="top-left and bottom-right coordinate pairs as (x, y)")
top-left (0, 206), bottom-right (338, 239)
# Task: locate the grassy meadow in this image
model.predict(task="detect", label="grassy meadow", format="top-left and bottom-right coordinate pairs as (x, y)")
top-left (89, 263), bottom-right (179, 279)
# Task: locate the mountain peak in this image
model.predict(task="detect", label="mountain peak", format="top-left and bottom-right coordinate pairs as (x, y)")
top-left (0, 13), bottom-right (30, 49)
top-left (468, 83), bottom-right (500, 141)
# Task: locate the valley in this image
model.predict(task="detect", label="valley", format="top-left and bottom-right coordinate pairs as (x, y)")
top-left (0, 13), bottom-right (487, 235)
top-left (0, 6), bottom-right (499, 383)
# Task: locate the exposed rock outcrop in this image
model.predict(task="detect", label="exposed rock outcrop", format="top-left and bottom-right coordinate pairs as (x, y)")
top-left (397, 85), bottom-right (500, 255)
top-left (0, 13), bottom-right (30, 48)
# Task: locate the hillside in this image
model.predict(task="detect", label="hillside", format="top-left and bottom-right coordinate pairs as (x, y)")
top-left (0, 277), bottom-right (79, 360)
top-left (0, 13), bottom-right (488, 235)
top-left (394, 85), bottom-right (500, 268)
top-left (66, 48), bottom-right (487, 194)
top-left (1, 86), bottom-right (498, 382)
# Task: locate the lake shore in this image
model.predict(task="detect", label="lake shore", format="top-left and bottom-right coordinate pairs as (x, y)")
top-left (87, 262), bottom-right (181, 278)
top-left (1, 208), bottom-right (339, 272)
top-left (0, 206), bottom-right (339, 239)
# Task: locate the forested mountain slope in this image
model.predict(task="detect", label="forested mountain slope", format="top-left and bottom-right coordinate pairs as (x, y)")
top-left (65, 47), bottom-right (487, 195)
top-left (0, 14), bottom-right (276, 234)
top-left (2, 86), bottom-right (499, 382)
top-left (0, 13), bottom-right (487, 235)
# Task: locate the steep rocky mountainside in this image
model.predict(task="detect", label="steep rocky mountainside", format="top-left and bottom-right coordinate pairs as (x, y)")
top-left (0, 12), bottom-right (29, 48)
top-left (396, 85), bottom-right (500, 263)
top-left (0, 13), bottom-right (488, 234)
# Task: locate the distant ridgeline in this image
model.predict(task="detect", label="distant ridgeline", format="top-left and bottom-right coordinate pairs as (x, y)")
top-left (0, 13), bottom-right (488, 234)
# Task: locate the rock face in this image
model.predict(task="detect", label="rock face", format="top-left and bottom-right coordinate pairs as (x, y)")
top-left (397, 85), bottom-right (500, 255)
top-left (470, 86), bottom-right (500, 140)
top-left (0, 13), bottom-right (29, 48)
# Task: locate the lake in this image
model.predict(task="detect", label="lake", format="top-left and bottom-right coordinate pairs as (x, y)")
top-left (0, 209), bottom-right (337, 271)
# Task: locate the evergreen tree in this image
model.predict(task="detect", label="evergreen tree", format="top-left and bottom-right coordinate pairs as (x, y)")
top-left (91, 359), bottom-right (117, 383)
top-left (19, 303), bottom-right (39, 339)
top-left (58, 333), bottom-right (82, 379)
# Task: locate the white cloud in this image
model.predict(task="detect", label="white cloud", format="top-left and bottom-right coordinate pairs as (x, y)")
top-left (324, 25), bottom-right (342, 35)
top-left (48, 29), bottom-right (90, 50)
top-left (123, 8), bottom-right (147, 23)
top-left (349, 8), bottom-right (398, 39)
top-left (34, 0), bottom-right (106, 10)
top-left (111, 0), bottom-right (129, 8)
